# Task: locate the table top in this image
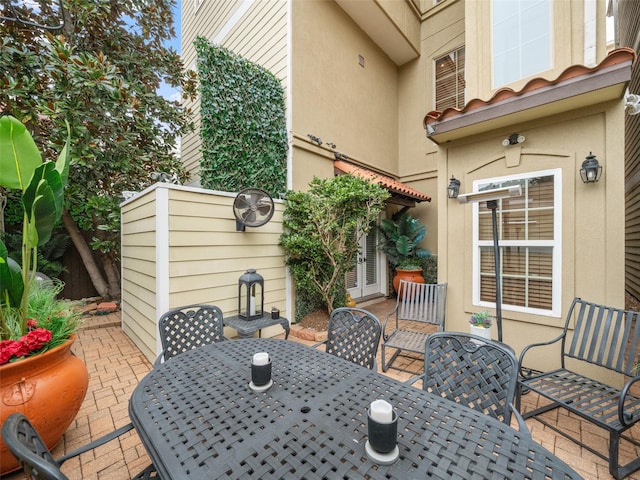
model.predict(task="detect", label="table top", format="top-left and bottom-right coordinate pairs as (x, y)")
top-left (129, 338), bottom-right (582, 480)
top-left (224, 313), bottom-right (288, 326)
top-left (223, 314), bottom-right (289, 338)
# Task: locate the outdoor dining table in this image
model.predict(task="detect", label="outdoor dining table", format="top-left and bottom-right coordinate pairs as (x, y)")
top-left (128, 338), bottom-right (583, 480)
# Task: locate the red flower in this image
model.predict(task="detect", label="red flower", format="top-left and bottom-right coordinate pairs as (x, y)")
top-left (0, 328), bottom-right (53, 365)
top-left (0, 340), bottom-right (30, 364)
top-left (20, 328), bottom-right (53, 351)
top-left (27, 319), bottom-right (39, 330)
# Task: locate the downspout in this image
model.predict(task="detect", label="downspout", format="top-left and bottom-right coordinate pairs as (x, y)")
top-left (584, 0), bottom-right (597, 66)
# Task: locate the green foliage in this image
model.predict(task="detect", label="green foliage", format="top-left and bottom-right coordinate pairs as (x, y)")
top-left (469, 310), bottom-right (492, 328)
top-left (1, 231), bottom-right (69, 280)
top-left (420, 255), bottom-right (438, 284)
top-left (0, 116), bottom-right (70, 338)
top-left (3, 279), bottom-right (81, 351)
top-left (280, 175), bottom-right (389, 313)
top-left (379, 211), bottom-right (431, 270)
top-left (195, 38), bottom-right (287, 198)
top-left (0, 1), bottom-right (196, 298)
top-left (293, 289), bottom-right (324, 324)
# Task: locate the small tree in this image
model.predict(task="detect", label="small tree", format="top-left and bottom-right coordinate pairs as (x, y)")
top-left (280, 175), bottom-right (389, 313)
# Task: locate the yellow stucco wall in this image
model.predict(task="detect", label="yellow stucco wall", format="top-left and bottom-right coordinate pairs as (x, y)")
top-left (291, 0), bottom-right (399, 175)
top-left (439, 101), bottom-right (626, 373)
top-left (465, 0), bottom-right (608, 101)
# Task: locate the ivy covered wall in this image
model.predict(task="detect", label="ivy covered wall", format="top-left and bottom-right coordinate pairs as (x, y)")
top-left (195, 37), bottom-right (287, 198)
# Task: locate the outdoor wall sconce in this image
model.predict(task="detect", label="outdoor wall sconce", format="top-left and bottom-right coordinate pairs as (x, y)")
top-left (501, 133), bottom-right (525, 147)
top-left (580, 152), bottom-right (602, 183)
top-left (238, 268), bottom-right (264, 320)
top-left (447, 176), bottom-right (460, 199)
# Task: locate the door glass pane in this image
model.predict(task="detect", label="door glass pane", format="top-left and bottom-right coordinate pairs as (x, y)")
top-left (346, 229), bottom-right (358, 289)
top-left (365, 226), bottom-right (377, 286)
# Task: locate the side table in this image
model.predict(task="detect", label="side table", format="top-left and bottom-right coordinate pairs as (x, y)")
top-left (224, 314), bottom-right (290, 340)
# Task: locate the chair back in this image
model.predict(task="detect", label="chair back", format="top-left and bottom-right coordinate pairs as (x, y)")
top-left (423, 332), bottom-right (519, 425)
top-left (326, 307), bottom-right (382, 369)
top-left (565, 297), bottom-right (640, 376)
top-left (2, 413), bottom-right (66, 480)
top-left (397, 280), bottom-right (447, 330)
top-left (158, 304), bottom-right (225, 361)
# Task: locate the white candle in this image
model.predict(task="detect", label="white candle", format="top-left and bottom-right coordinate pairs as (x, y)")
top-left (370, 399), bottom-right (393, 423)
top-left (253, 352), bottom-right (269, 366)
top-left (250, 296), bottom-right (256, 316)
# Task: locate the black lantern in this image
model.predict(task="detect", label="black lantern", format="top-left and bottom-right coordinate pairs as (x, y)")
top-left (238, 268), bottom-right (264, 320)
top-left (448, 176), bottom-right (461, 199)
top-left (580, 152), bottom-right (602, 183)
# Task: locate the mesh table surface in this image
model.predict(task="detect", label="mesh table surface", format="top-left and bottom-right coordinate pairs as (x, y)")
top-left (224, 314), bottom-right (290, 339)
top-left (129, 338), bottom-right (582, 480)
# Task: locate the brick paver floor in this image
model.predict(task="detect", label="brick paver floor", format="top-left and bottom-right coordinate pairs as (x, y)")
top-left (3, 299), bottom-right (639, 479)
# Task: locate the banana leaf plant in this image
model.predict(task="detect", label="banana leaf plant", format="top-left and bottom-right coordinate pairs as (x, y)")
top-left (0, 115), bottom-right (70, 339)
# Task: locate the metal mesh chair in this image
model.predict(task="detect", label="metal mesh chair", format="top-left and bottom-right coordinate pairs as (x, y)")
top-left (314, 307), bottom-right (382, 370)
top-left (416, 332), bottom-right (527, 430)
top-left (2, 413), bottom-right (156, 480)
top-left (156, 304), bottom-right (226, 366)
top-left (381, 281), bottom-right (447, 372)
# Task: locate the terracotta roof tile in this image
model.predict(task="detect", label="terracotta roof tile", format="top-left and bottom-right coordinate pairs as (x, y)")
top-left (334, 160), bottom-right (431, 202)
top-left (424, 48), bottom-right (637, 127)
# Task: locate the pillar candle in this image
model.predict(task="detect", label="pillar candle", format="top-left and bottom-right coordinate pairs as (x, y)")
top-left (253, 352), bottom-right (269, 366)
top-left (250, 296), bottom-right (256, 315)
top-left (370, 399), bottom-right (393, 423)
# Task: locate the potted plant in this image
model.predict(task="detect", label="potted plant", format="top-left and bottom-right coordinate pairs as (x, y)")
top-left (469, 310), bottom-right (493, 341)
top-left (0, 115), bottom-right (88, 474)
top-left (379, 211), bottom-right (431, 295)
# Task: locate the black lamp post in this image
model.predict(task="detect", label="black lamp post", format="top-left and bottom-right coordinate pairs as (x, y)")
top-left (238, 269), bottom-right (264, 320)
top-left (458, 185), bottom-right (523, 342)
top-left (580, 152), bottom-right (602, 183)
top-left (486, 199), bottom-right (503, 341)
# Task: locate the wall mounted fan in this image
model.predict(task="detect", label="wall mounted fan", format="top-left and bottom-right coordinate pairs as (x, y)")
top-left (233, 188), bottom-right (275, 231)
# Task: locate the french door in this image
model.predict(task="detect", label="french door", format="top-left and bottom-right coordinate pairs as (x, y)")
top-left (346, 222), bottom-right (382, 299)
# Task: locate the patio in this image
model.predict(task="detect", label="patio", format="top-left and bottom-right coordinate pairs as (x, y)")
top-left (3, 300), bottom-right (639, 480)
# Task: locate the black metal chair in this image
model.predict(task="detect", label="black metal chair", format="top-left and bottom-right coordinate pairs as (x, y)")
top-left (314, 307), bottom-right (382, 370)
top-left (2, 413), bottom-right (156, 480)
top-left (411, 332), bottom-right (528, 432)
top-left (155, 304), bottom-right (227, 367)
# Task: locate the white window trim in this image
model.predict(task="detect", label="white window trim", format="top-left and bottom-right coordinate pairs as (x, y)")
top-left (471, 168), bottom-right (562, 318)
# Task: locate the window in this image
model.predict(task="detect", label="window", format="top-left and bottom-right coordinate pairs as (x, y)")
top-left (492, 0), bottom-right (551, 87)
top-left (472, 169), bottom-right (561, 317)
top-left (435, 47), bottom-right (465, 111)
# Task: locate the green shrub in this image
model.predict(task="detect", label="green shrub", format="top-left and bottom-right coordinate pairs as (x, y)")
top-left (280, 175), bottom-right (389, 314)
top-left (420, 255), bottom-right (438, 284)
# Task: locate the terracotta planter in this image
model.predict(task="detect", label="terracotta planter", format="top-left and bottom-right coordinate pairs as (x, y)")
top-left (392, 269), bottom-right (425, 298)
top-left (1, 334), bottom-right (89, 475)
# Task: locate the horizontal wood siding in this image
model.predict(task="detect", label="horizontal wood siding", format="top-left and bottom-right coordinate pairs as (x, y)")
top-left (121, 190), bottom-right (158, 361)
top-left (619, 0), bottom-right (640, 300)
top-left (121, 185), bottom-right (286, 363)
top-left (166, 188), bottom-right (286, 318)
top-left (181, 0), bottom-right (288, 184)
